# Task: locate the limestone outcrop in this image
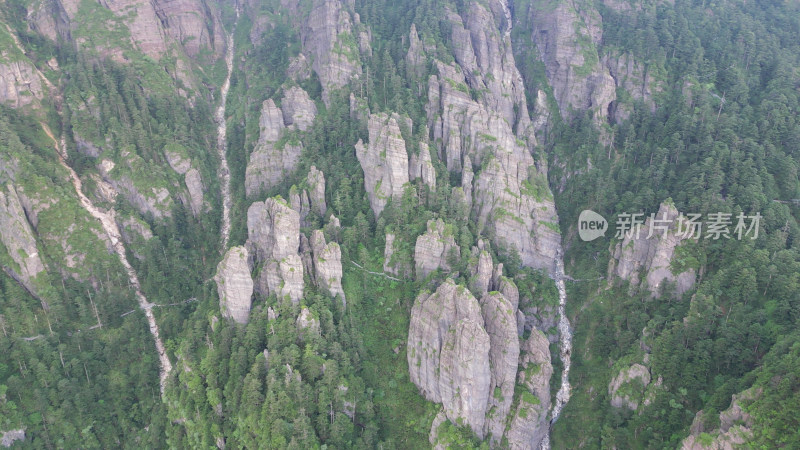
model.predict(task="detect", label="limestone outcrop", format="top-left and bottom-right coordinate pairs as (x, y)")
top-left (246, 87), bottom-right (317, 197)
top-left (408, 280), bottom-right (485, 404)
top-left (505, 330), bottom-right (553, 449)
top-left (296, 306), bottom-right (321, 337)
top-left (409, 142), bottom-right (437, 191)
top-left (355, 113), bottom-right (410, 216)
top-left (425, 4), bottom-right (561, 273)
top-left (383, 232), bottom-right (411, 277)
top-left (311, 230), bottom-right (345, 305)
top-left (30, 0), bottom-right (224, 61)
top-left (414, 219), bottom-right (460, 278)
top-left (438, 318), bottom-right (492, 437)
top-left (407, 279), bottom-right (491, 437)
top-left (300, 0), bottom-right (364, 104)
top-left (290, 166), bottom-right (327, 225)
top-left (247, 198), bottom-right (304, 304)
top-left (214, 246), bottom-right (254, 324)
top-left (527, 0), bottom-right (615, 124)
top-left (0, 59), bottom-right (44, 108)
top-left (608, 363), bottom-right (651, 410)
top-left (481, 291), bottom-right (520, 441)
top-left (0, 184), bottom-right (45, 295)
top-left (408, 276), bottom-right (550, 443)
top-left (680, 388), bottom-right (761, 450)
top-left (608, 201), bottom-right (697, 297)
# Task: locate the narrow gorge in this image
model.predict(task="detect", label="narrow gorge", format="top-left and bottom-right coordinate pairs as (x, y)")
top-left (215, 16), bottom-right (236, 251)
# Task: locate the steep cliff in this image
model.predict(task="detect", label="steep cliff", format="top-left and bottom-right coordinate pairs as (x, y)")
top-left (310, 229), bottom-right (346, 305)
top-left (0, 184), bottom-right (46, 295)
top-left (505, 330), bottom-right (553, 449)
top-left (247, 198), bottom-right (305, 304)
top-left (414, 219), bottom-right (460, 278)
top-left (424, 3), bottom-right (561, 273)
top-left (355, 113), bottom-right (410, 217)
top-left (246, 87), bottom-right (317, 197)
top-left (681, 389), bottom-right (760, 450)
top-left (480, 291), bottom-right (520, 441)
top-left (215, 246), bottom-right (254, 324)
top-left (299, 0), bottom-right (365, 104)
top-left (608, 201), bottom-right (697, 297)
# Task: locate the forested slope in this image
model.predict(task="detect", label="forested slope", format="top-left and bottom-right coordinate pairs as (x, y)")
top-left (0, 0), bottom-right (798, 448)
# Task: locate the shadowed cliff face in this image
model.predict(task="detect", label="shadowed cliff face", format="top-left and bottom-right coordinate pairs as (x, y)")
top-left (29, 0), bottom-right (225, 60)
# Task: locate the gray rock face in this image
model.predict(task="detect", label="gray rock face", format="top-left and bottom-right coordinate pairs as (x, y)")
top-left (306, 166), bottom-right (327, 216)
top-left (290, 166), bottom-right (326, 226)
top-left (246, 198), bottom-right (304, 303)
top-left (407, 280), bottom-right (485, 404)
top-left (472, 250), bottom-right (494, 295)
top-left (214, 246), bottom-right (254, 324)
top-left (505, 330), bottom-right (553, 450)
top-left (409, 142), bottom-right (437, 191)
top-left (246, 87), bottom-right (317, 197)
top-left (608, 201), bottom-right (697, 297)
top-left (439, 318), bottom-right (491, 438)
top-left (608, 363), bottom-right (651, 410)
top-left (406, 24), bottom-right (427, 79)
top-left (383, 232), bottom-right (411, 277)
top-left (184, 168), bottom-right (205, 216)
top-left (527, 0), bottom-right (615, 124)
top-left (281, 86), bottom-right (318, 131)
top-left (425, 4), bottom-right (561, 274)
top-left (116, 215), bottom-right (154, 245)
top-left (1, 429), bottom-right (25, 447)
top-left (286, 53), bottom-right (312, 81)
top-left (0, 184), bottom-right (45, 294)
top-left (414, 219), bottom-right (460, 278)
top-left (311, 230), bottom-right (345, 305)
top-left (96, 159), bottom-right (173, 220)
top-left (480, 291), bottom-right (520, 441)
top-left (408, 277), bottom-right (537, 442)
top-left (680, 388), bottom-right (760, 450)
top-left (300, 0), bottom-right (363, 104)
top-left (31, 0), bottom-right (223, 61)
top-left (355, 113), bottom-right (410, 216)
top-left (296, 306), bottom-right (320, 336)
top-left (0, 60), bottom-right (44, 108)
top-left (603, 51), bottom-right (659, 122)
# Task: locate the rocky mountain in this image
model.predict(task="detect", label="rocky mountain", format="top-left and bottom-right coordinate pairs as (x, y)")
top-left (247, 197), bottom-right (305, 305)
top-left (246, 87), bottom-right (318, 197)
top-left (607, 201), bottom-right (697, 297)
top-left (2, 0), bottom-right (799, 448)
top-left (408, 267), bottom-right (551, 446)
top-left (214, 246), bottom-right (254, 324)
top-left (355, 112), bottom-right (411, 216)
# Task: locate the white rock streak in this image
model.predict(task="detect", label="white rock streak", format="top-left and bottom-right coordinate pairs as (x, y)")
top-left (42, 124), bottom-right (173, 393)
top-left (540, 248), bottom-right (572, 449)
top-left (216, 19), bottom-right (235, 251)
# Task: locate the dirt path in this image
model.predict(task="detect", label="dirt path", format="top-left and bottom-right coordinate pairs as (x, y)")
top-left (41, 123), bottom-right (173, 394)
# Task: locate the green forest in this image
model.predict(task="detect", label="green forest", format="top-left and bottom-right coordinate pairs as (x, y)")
top-left (1, 0), bottom-right (799, 448)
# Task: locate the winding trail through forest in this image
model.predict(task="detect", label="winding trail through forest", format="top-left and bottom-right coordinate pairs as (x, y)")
top-left (41, 124), bottom-right (173, 394)
top-left (215, 16), bottom-right (236, 251)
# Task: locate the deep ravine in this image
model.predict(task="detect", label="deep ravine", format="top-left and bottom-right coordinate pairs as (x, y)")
top-left (41, 124), bottom-right (174, 393)
top-left (215, 17), bottom-right (236, 251)
top-left (541, 248), bottom-right (572, 449)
